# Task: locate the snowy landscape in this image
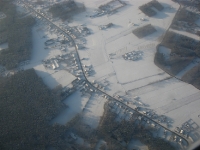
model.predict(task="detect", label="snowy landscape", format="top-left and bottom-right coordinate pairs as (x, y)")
top-left (1, 0), bottom-right (200, 149)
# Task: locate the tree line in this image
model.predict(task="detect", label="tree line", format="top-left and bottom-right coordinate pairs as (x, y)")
top-left (48, 1), bottom-right (85, 21)
top-left (0, 0), bottom-right (35, 69)
top-left (98, 106), bottom-right (176, 150)
top-left (0, 69), bottom-right (71, 150)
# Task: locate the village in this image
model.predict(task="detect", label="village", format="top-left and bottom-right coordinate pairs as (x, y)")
top-left (0, 0), bottom-right (200, 149)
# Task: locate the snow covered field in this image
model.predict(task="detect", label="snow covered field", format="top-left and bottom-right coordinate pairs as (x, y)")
top-left (70, 0), bottom-right (179, 92)
top-left (19, 0), bottom-right (200, 140)
top-left (127, 77), bottom-right (200, 130)
top-left (43, 70), bottom-right (76, 89)
top-left (52, 91), bottom-right (107, 128)
top-left (52, 90), bottom-right (89, 125)
top-left (82, 94), bottom-right (107, 128)
top-left (67, 0), bottom-right (200, 133)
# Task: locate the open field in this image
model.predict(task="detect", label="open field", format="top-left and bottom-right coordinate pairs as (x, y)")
top-left (82, 94), bottom-right (107, 128)
top-left (126, 77), bottom-right (200, 129)
top-left (52, 90), bottom-right (89, 125)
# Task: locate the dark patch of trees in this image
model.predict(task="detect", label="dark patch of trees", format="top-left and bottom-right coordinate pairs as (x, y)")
top-left (182, 64), bottom-right (200, 90)
top-left (139, 0), bottom-right (164, 17)
top-left (0, 69), bottom-right (71, 150)
top-left (133, 24), bottom-right (157, 38)
top-left (162, 32), bottom-right (196, 57)
top-left (0, 1), bottom-right (35, 69)
top-left (149, 0), bottom-right (164, 11)
top-left (48, 0), bottom-right (85, 21)
top-left (162, 31), bottom-right (199, 55)
top-left (169, 56), bottom-right (194, 74)
top-left (139, 4), bottom-right (156, 17)
top-left (65, 104), bottom-right (126, 150)
top-left (98, 107), bottom-right (176, 150)
top-left (155, 31), bottom-right (197, 75)
top-left (154, 52), bottom-right (166, 67)
top-left (174, 8), bottom-right (199, 23)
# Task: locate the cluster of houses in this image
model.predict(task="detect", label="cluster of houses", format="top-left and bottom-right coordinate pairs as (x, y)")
top-left (90, 0), bottom-right (126, 18)
top-left (98, 23), bottom-right (114, 30)
top-left (43, 58), bottom-right (60, 70)
top-left (66, 53), bottom-right (81, 74)
top-left (76, 25), bottom-right (90, 36)
top-left (24, 0), bottom-right (90, 47)
top-left (64, 25), bottom-right (90, 40)
top-left (80, 82), bottom-right (97, 97)
top-left (92, 80), bottom-right (105, 90)
top-left (107, 99), bottom-right (188, 148)
top-left (44, 37), bottom-right (71, 51)
top-left (82, 64), bottom-right (93, 77)
top-left (98, 0), bottom-right (126, 15)
top-left (174, 119), bottom-right (200, 144)
top-left (122, 50), bottom-right (143, 61)
top-left (42, 53), bottom-right (79, 72)
top-left (139, 0), bottom-right (164, 17)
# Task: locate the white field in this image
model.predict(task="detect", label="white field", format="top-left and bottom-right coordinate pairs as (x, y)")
top-left (52, 90), bottom-right (89, 125)
top-left (18, 0), bottom-right (200, 135)
top-left (70, 0), bottom-right (178, 92)
top-left (82, 94), bottom-right (107, 128)
top-left (66, 0), bottom-right (200, 132)
top-left (43, 70), bottom-right (76, 89)
top-left (128, 77), bottom-right (200, 129)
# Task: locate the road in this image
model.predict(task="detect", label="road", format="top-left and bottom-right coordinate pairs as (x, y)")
top-left (23, 1), bottom-right (190, 146)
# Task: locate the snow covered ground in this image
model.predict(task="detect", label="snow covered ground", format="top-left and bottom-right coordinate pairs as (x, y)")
top-left (19, 0), bottom-right (200, 140)
top-left (42, 70), bottom-right (77, 89)
top-left (82, 94), bottom-right (107, 128)
top-left (70, 0), bottom-right (179, 94)
top-left (67, 0), bottom-right (200, 133)
top-left (52, 90), bottom-right (89, 125)
top-left (128, 77), bottom-right (200, 130)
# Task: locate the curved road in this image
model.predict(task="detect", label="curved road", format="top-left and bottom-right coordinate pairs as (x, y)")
top-left (23, 1), bottom-right (190, 146)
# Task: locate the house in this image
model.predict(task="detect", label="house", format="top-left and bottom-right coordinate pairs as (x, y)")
top-left (76, 44), bottom-right (84, 50)
top-left (52, 63), bottom-right (56, 70)
top-left (54, 60), bottom-right (59, 68)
